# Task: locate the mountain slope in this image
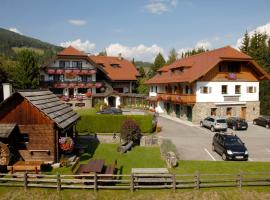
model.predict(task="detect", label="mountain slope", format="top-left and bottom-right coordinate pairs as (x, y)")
top-left (0, 28), bottom-right (62, 58)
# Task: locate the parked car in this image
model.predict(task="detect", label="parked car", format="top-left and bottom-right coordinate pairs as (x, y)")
top-left (226, 117), bottom-right (248, 130)
top-left (200, 117), bottom-right (227, 132)
top-left (96, 107), bottom-right (123, 115)
top-left (212, 132), bottom-right (249, 161)
top-left (253, 116), bottom-right (270, 129)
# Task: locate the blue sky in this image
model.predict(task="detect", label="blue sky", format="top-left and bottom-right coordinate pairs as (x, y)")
top-left (1, 0), bottom-right (270, 61)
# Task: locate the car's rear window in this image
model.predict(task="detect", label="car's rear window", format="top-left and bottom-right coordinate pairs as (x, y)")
top-left (217, 119), bottom-right (226, 123)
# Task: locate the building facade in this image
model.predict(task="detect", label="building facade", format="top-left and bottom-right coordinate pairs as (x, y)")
top-left (146, 46), bottom-right (270, 123)
top-left (40, 46), bottom-right (144, 108)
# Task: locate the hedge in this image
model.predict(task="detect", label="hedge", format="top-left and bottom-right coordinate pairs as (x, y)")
top-left (76, 114), bottom-right (154, 133)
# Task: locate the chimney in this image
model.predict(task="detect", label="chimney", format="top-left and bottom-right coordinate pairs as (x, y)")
top-left (2, 83), bottom-right (12, 100)
top-left (118, 53), bottom-right (122, 60)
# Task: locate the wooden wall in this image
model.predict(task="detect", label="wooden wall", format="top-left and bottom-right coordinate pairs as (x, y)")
top-left (0, 94), bottom-right (57, 162)
top-left (18, 124), bottom-right (55, 162)
top-left (199, 61), bottom-right (259, 82)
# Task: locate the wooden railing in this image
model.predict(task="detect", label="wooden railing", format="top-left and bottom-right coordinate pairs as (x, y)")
top-left (157, 93), bottom-right (196, 104)
top-left (0, 171), bottom-right (269, 191)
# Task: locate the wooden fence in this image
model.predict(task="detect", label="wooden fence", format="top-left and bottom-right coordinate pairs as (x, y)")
top-left (0, 172), bottom-right (270, 191)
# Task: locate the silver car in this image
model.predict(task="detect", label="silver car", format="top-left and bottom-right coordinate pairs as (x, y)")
top-left (200, 117), bottom-right (227, 132)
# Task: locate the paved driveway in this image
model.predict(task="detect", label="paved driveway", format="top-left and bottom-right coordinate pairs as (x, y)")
top-left (158, 116), bottom-right (270, 161)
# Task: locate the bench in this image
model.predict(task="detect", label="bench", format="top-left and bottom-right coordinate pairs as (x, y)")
top-left (7, 161), bottom-right (43, 174)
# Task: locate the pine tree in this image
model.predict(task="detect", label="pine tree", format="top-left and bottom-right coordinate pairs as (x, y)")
top-left (148, 53), bottom-right (166, 78)
top-left (12, 49), bottom-right (40, 89)
top-left (240, 31), bottom-right (250, 54)
top-left (138, 66), bottom-right (146, 77)
top-left (167, 48), bottom-right (178, 65)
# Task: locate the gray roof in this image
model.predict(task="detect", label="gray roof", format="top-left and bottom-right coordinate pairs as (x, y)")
top-left (0, 124), bottom-right (16, 138)
top-left (18, 90), bottom-right (80, 129)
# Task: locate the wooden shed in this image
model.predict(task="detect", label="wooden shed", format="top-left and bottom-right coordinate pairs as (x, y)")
top-left (0, 90), bottom-right (80, 163)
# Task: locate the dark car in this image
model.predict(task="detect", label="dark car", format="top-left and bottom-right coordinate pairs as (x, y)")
top-left (212, 132), bottom-right (248, 161)
top-left (253, 116), bottom-right (270, 129)
top-left (226, 117), bottom-right (248, 130)
top-left (96, 107), bottom-right (123, 115)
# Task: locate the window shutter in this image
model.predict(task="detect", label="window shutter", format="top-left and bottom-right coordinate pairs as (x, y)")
top-left (254, 87), bottom-right (257, 93)
top-left (200, 87), bottom-right (203, 93)
top-left (209, 87), bottom-right (212, 94)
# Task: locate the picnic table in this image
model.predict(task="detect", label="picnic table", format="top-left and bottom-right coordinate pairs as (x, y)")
top-left (131, 168), bottom-right (172, 185)
top-left (75, 159), bottom-right (105, 175)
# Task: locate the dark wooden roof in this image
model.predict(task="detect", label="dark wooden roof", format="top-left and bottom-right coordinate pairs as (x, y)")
top-left (0, 123), bottom-right (16, 138)
top-left (18, 90), bottom-right (80, 129)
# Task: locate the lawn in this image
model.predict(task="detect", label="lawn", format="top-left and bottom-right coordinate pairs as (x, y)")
top-left (53, 143), bottom-right (165, 175)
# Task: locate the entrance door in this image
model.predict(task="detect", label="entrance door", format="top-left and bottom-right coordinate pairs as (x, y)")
top-left (187, 106), bottom-right (192, 122)
top-left (108, 96), bottom-right (116, 107)
top-left (240, 107), bottom-right (246, 119)
top-left (175, 104), bottom-right (180, 118)
top-left (68, 88), bottom-right (74, 97)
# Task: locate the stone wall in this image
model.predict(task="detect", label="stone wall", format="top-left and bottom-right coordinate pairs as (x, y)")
top-left (192, 101), bottom-right (260, 124)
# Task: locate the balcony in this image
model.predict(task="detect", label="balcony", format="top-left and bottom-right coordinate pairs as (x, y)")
top-left (46, 68), bottom-right (96, 75)
top-left (157, 93), bottom-right (196, 104)
top-left (40, 81), bottom-right (103, 89)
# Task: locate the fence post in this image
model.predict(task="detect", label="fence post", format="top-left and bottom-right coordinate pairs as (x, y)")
top-left (23, 172), bottom-right (28, 191)
top-left (195, 171), bottom-right (200, 190)
top-left (238, 171), bottom-right (243, 189)
top-left (57, 173), bottom-right (61, 192)
top-left (94, 173), bottom-right (98, 191)
top-left (172, 173), bottom-right (176, 192)
top-left (130, 174), bottom-right (134, 192)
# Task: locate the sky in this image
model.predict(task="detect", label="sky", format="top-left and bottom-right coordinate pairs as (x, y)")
top-left (1, 0), bottom-right (270, 61)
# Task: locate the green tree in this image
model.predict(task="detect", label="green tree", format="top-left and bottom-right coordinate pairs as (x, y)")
top-left (240, 31), bottom-right (250, 54)
top-left (167, 48), bottom-right (178, 65)
top-left (137, 77), bottom-right (149, 94)
top-left (98, 50), bottom-right (107, 56)
top-left (12, 49), bottom-right (40, 89)
top-left (138, 66), bottom-right (146, 77)
top-left (148, 53), bottom-right (166, 78)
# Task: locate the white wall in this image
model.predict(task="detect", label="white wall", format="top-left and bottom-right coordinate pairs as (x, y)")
top-left (196, 81), bottom-right (259, 102)
top-left (48, 59), bottom-right (95, 69)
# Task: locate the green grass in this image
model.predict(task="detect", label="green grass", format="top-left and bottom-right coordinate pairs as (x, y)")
top-left (53, 143), bottom-right (165, 175)
top-left (171, 160), bottom-right (270, 174)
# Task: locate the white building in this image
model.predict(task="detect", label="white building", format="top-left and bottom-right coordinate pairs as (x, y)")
top-left (146, 46), bottom-right (270, 123)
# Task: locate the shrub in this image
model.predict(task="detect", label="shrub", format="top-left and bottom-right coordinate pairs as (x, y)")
top-left (160, 139), bottom-right (179, 159)
top-left (94, 101), bottom-right (108, 111)
top-left (120, 119), bottom-right (141, 143)
top-left (76, 113), bottom-right (154, 133)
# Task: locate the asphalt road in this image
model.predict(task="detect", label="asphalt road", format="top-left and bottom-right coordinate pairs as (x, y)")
top-left (158, 116), bottom-right (270, 162)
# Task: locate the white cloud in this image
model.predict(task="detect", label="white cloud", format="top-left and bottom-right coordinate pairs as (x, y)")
top-left (68, 19), bottom-right (87, 26)
top-left (105, 43), bottom-right (165, 62)
top-left (236, 22), bottom-right (270, 48)
top-left (171, 0), bottom-right (178, 7)
top-left (60, 39), bottom-right (96, 53)
top-left (8, 27), bottom-right (22, 35)
top-left (144, 0), bottom-right (178, 14)
top-left (195, 40), bottom-right (212, 49)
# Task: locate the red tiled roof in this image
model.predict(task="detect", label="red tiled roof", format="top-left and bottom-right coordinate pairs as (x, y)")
top-left (146, 46), bottom-right (270, 84)
top-left (90, 56), bottom-right (139, 81)
top-left (57, 46), bottom-right (87, 57)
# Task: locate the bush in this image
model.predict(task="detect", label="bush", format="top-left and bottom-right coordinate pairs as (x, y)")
top-left (94, 101), bottom-right (108, 111)
top-left (76, 113), bottom-right (154, 133)
top-left (160, 139), bottom-right (179, 159)
top-left (120, 119), bottom-right (141, 143)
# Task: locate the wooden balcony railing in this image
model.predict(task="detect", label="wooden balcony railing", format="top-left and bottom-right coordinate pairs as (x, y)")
top-left (157, 93), bottom-right (196, 104)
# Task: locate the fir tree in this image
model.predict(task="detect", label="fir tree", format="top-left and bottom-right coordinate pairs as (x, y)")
top-left (167, 48), bottom-right (178, 65)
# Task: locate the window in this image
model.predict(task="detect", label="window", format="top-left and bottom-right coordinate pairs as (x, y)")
top-left (219, 65), bottom-right (226, 72)
top-left (226, 107), bottom-right (232, 116)
top-left (65, 61), bottom-right (70, 68)
top-left (72, 61), bottom-right (82, 68)
top-left (247, 86), bottom-right (257, 93)
top-left (235, 85), bottom-right (241, 94)
top-left (228, 63), bottom-right (240, 73)
top-left (221, 85), bottom-right (228, 94)
top-left (60, 75), bottom-right (64, 82)
top-left (155, 86), bottom-right (158, 93)
top-left (40, 75), bottom-right (45, 81)
top-left (211, 108), bottom-right (217, 116)
top-left (59, 61), bottom-right (65, 68)
top-left (81, 75), bottom-right (87, 82)
top-left (49, 75), bottom-right (54, 81)
top-left (200, 86), bottom-right (212, 94)
top-left (19, 133), bottom-right (29, 143)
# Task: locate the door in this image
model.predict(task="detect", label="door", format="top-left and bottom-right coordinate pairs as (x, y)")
top-left (108, 96), bottom-right (116, 107)
top-left (187, 106), bottom-right (192, 122)
top-left (68, 88), bottom-right (74, 97)
top-left (175, 104), bottom-right (180, 118)
top-left (240, 107), bottom-right (246, 119)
